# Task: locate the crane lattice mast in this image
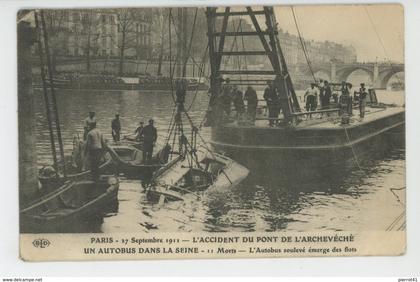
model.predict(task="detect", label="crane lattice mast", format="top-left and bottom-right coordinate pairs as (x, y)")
top-left (205, 6), bottom-right (301, 125)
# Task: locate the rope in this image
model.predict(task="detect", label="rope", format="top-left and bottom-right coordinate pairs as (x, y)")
top-left (386, 210), bottom-right (406, 231)
top-left (185, 44), bottom-right (209, 112)
top-left (223, 19), bottom-right (243, 69)
top-left (239, 16), bottom-right (249, 81)
top-left (344, 126), bottom-right (406, 230)
top-left (182, 8), bottom-right (198, 77)
top-left (290, 6), bottom-right (317, 83)
top-left (183, 111), bottom-right (233, 184)
top-left (169, 12), bottom-right (210, 79)
top-left (344, 126), bottom-right (366, 176)
top-left (364, 7), bottom-right (404, 86)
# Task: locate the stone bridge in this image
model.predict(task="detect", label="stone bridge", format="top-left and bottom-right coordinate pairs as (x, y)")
top-left (297, 62), bottom-right (404, 88)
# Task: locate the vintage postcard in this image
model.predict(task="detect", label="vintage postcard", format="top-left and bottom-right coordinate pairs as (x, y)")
top-left (18, 4), bottom-right (405, 261)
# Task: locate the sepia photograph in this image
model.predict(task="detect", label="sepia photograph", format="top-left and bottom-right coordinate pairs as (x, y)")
top-left (17, 4), bottom-right (405, 260)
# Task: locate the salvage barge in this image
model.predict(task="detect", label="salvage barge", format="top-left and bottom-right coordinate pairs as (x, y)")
top-left (211, 107), bottom-right (404, 181)
top-left (204, 7), bottom-right (405, 181)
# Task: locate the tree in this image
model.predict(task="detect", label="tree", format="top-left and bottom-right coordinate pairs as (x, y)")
top-left (42, 10), bottom-right (69, 72)
top-left (80, 10), bottom-right (100, 73)
top-left (116, 9), bottom-right (135, 76)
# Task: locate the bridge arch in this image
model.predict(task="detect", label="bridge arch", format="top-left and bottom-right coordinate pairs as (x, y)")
top-left (336, 66), bottom-right (374, 84)
top-left (376, 66), bottom-right (404, 89)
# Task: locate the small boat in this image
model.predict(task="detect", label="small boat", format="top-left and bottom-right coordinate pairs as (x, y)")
top-left (146, 150), bottom-right (249, 203)
top-left (107, 144), bottom-right (170, 179)
top-left (121, 134), bottom-right (143, 150)
top-left (20, 176), bottom-right (119, 233)
top-left (38, 151), bottom-right (115, 193)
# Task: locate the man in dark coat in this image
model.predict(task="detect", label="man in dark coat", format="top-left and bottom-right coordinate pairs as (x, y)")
top-left (232, 86), bottom-right (245, 120)
top-left (244, 86), bottom-right (258, 122)
top-left (141, 119), bottom-right (157, 164)
top-left (323, 80), bottom-right (332, 108)
top-left (220, 78), bottom-right (233, 117)
top-left (111, 114), bottom-right (121, 142)
top-left (264, 81), bottom-right (279, 126)
top-left (358, 83), bottom-right (368, 118)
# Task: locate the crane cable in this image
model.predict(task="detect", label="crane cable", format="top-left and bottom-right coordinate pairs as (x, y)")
top-left (290, 6), bottom-right (317, 83)
top-left (364, 7), bottom-right (404, 87)
top-left (169, 9), bottom-right (210, 79)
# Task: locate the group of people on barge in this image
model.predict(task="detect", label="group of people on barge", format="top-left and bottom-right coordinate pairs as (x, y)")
top-left (302, 79), bottom-right (368, 119)
top-left (217, 76), bottom-right (369, 126)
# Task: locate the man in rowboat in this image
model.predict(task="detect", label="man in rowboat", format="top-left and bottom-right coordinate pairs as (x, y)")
top-left (84, 111), bottom-right (96, 140)
top-left (85, 122), bottom-right (107, 181)
top-left (134, 121), bottom-right (144, 142)
top-left (111, 114), bottom-right (121, 142)
top-left (141, 119), bottom-right (157, 164)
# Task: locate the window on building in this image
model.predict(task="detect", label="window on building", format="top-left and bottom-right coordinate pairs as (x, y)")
top-left (74, 47), bottom-right (79, 56)
top-left (72, 12), bottom-right (80, 22)
top-left (63, 11), bottom-right (69, 22)
top-left (102, 14), bottom-right (106, 24)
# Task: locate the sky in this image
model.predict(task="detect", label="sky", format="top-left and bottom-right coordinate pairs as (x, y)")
top-left (274, 4), bottom-right (404, 63)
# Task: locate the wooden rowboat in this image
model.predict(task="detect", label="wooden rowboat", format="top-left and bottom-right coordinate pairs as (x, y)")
top-left (38, 151), bottom-right (115, 193)
top-left (107, 144), bottom-right (170, 179)
top-left (20, 176), bottom-right (119, 233)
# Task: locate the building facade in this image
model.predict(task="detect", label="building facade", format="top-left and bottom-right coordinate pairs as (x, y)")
top-left (278, 29), bottom-right (357, 66)
top-left (40, 9), bottom-right (152, 60)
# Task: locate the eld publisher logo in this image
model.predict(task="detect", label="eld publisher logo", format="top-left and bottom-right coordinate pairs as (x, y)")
top-left (32, 238), bottom-right (50, 248)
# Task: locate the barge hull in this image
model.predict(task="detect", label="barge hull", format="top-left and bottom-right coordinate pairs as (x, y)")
top-left (210, 110), bottom-right (405, 185)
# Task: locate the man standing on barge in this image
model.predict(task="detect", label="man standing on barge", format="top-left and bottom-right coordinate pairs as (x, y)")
top-left (264, 81), bottom-right (280, 126)
top-left (358, 83), bottom-right (368, 118)
top-left (304, 83), bottom-right (318, 112)
top-left (244, 86), bottom-right (258, 123)
top-left (141, 119), bottom-right (157, 164)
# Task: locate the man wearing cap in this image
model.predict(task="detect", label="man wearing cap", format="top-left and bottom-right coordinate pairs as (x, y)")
top-left (264, 81), bottom-right (279, 126)
top-left (358, 83), bottom-right (368, 118)
top-left (323, 80), bottom-right (332, 108)
top-left (304, 83), bottom-right (319, 112)
top-left (220, 78), bottom-right (233, 118)
top-left (111, 114), bottom-right (121, 142)
top-left (85, 122), bottom-right (106, 181)
top-left (141, 119), bottom-right (157, 164)
top-left (134, 121), bottom-right (144, 142)
top-left (84, 111), bottom-right (96, 140)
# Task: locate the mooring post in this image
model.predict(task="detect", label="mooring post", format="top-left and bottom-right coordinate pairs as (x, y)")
top-left (18, 18), bottom-right (38, 206)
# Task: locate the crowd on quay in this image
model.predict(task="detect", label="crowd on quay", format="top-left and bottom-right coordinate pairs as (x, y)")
top-left (56, 72), bottom-right (125, 84)
top-left (216, 77), bottom-right (370, 126)
top-left (55, 71), bottom-right (194, 87)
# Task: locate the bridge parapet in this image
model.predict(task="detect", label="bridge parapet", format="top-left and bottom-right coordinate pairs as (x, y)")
top-left (295, 61), bottom-right (404, 88)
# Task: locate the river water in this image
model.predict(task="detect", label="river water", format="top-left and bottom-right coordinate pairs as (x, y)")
top-left (33, 88), bottom-right (405, 232)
